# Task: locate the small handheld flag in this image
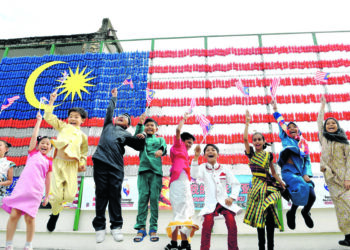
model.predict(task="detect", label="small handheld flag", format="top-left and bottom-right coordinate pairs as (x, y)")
top-left (196, 114), bottom-right (212, 138)
top-left (123, 75), bottom-right (134, 88)
top-left (39, 97), bottom-right (49, 110)
top-left (315, 71), bottom-right (330, 83)
top-left (146, 88), bottom-right (156, 106)
top-left (1, 95), bottom-right (20, 112)
top-left (270, 78), bottom-right (280, 100)
top-left (188, 98), bottom-right (196, 114)
top-left (236, 79), bottom-right (249, 96)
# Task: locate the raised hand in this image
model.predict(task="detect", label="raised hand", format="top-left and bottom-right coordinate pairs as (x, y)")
top-left (49, 90), bottom-right (58, 104)
top-left (271, 100), bottom-right (278, 112)
top-left (194, 144), bottom-right (201, 157)
top-left (245, 110), bottom-right (251, 124)
top-left (111, 88), bottom-right (118, 97)
top-left (36, 111), bottom-right (42, 122)
top-left (183, 112), bottom-right (189, 121)
top-left (139, 112), bottom-right (146, 125)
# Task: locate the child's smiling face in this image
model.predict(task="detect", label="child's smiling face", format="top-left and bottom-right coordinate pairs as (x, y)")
top-left (38, 138), bottom-right (51, 155)
top-left (325, 119), bottom-right (338, 133)
top-left (144, 121), bottom-right (158, 135)
top-left (0, 141), bottom-right (9, 158)
top-left (67, 111), bottom-right (85, 127)
top-left (252, 133), bottom-right (265, 151)
top-left (287, 123), bottom-right (299, 138)
top-left (184, 139), bottom-right (194, 151)
top-left (204, 145), bottom-right (218, 163)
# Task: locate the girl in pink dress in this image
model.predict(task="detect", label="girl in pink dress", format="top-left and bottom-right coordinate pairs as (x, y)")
top-left (2, 112), bottom-right (52, 250)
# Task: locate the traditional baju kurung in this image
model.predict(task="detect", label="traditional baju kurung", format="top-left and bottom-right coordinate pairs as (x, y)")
top-left (44, 107), bottom-right (88, 215)
top-left (318, 110), bottom-right (350, 234)
top-left (134, 124), bottom-right (167, 232)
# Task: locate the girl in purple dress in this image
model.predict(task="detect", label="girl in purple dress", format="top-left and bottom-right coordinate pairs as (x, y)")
top-left (2, 112), bottom-right (52, 250)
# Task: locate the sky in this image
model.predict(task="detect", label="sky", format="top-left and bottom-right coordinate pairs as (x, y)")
top-left (1, 0), bottom-right (350, 41)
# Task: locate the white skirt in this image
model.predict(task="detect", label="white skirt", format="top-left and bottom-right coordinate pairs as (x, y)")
top-left (170, 171), bottom-right (194, 222)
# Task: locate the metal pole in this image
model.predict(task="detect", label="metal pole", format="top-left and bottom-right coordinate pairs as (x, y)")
top-left (99, 41), bottom-right (104, 54)
top-left (73, 176), bottom-right (84, 231)
top-left (3, 47), bottom-right (9, 58)
top-left (204, 36), bottom-right (209, 116)
top-left (50, 44), bottom-right (55, 55)
top-left (258, 34), bottom-right (285, 231)
top-left (312, 32), bottom-right (331, 112)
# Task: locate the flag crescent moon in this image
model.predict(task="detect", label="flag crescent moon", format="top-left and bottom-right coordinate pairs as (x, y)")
top-left (25, 61), bottom-right (67, 109)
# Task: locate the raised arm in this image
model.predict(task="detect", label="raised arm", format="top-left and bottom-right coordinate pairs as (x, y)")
top-left (176, 113), bottom-right (189, 140)
top-left (104, 88), bottom-right (118, 127)
top-left (244, 110), bottom-right (251, 154)
top-left (43, 90), bottom-right (65, 131)
top-left (29, 111), bottom-right (42, 152)
top-left (271, 100), bottom-right (288, 139)
top-left (317, 95), bottom-right (326, 142)
top-left (135, 113), bottom-right (146, 138)
top-left (191, 144), bottom-right (203, 179)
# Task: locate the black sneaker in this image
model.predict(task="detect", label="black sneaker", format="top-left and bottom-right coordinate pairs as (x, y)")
top-left (47, 213), bottom-right (60, 232)
top-left (339, 239), bottom-right (350, 246)
top-left (179, 243), bottom-right (191, 250)
top-left (301, 209), bottom-right (314, 228)
top-left (286, 209), bottom-right (296, 230)
top-left (164, 243), bottom-right (178, 250)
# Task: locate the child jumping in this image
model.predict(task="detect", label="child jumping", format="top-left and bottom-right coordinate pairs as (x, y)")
top-left (2, 111), bottom-right (52, 250)
top-left (318, 96), bottom-right (350, 246)
top-left (0, 140), bottom-right (15, 202)
top-left (272, 100), bottom-right (315, 230)
top-left (133, 116), bottom-right (167, 243)
top-left (243, 110), bottom-right (285, 250)
top-left (44, 90), bottom-right (88, 232)
top-left (165, 113), bottom-right (199, 250)
top-left (191, 144), bottom-right (241, 250)
top-left (92, 88), bottom-right (144, 243)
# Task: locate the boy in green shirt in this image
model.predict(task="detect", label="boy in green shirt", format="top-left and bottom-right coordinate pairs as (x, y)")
top-left (133, 115), bottom-right (167, 243)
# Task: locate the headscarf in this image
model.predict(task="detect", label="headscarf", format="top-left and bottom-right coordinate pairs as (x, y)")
top-left (275, 112), bottom-right (309, 157)
top-left (323, 117), bottom-right (349, 145)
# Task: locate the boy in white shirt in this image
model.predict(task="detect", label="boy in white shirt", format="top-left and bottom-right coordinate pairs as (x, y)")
top-left (191, 144), bottom-right (241, 250)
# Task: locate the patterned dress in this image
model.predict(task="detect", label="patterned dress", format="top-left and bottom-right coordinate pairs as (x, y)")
top-left (0, 158), bottom-right (16, 203)
top-left (244, 147), bottom-right (282, 229)
top-left (318, 110), bottom-right (350, 234)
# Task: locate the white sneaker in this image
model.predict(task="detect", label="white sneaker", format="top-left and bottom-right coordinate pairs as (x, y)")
top-left (5, 246), bottom-right (13, 250)
top-left (24, 247), bottom-right (33, 250)
top-left (111, 228), bottom-right (124, 242)
top-left (96, 229), bottom-right (106, 243)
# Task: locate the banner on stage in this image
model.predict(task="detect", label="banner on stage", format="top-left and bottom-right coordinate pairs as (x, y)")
top-left (80, 175), bottom-right (252, 210)
top-left (282, 174), bottom-right (334, 208)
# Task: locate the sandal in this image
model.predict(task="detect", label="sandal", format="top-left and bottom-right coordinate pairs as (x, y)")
top-left (149, 229), bottom-right (159, 242)
top-left (133, 229), bottom-right (147, 243)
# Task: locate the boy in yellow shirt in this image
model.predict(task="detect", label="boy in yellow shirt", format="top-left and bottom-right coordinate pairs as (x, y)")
top-left (44, 90), bottom-right (88, 232)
